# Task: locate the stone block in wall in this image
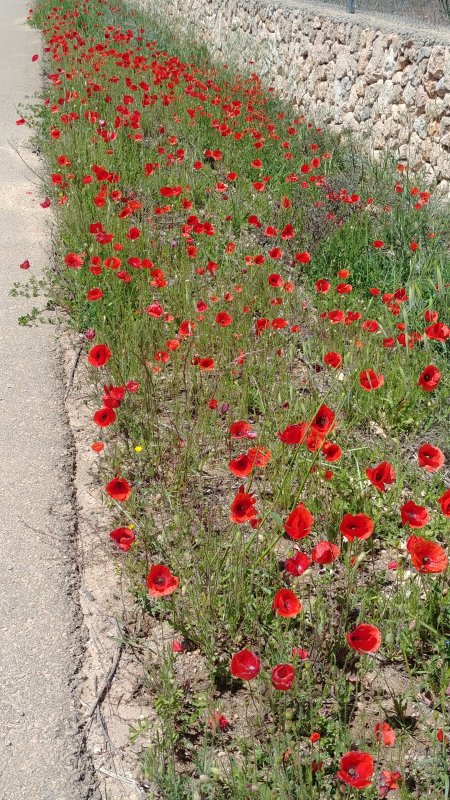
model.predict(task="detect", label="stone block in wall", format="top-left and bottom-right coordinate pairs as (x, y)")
top-left (347, 25), bottom-right (361, 55)
top-left (413, 115), bottom-right (429, 140)
top-left (335, 76), bottom-right (352, 103)
top-left (400, 65), bottom-right (415, 89)
top-left (316, 43), bottom-right (332, 66)
top-left (434, 148), bottom-right (450, 179)
top-left (415, 86), bottom-right (429, 113)
top-left (335, 49), bottom-right (356, 81)
top-left (440, 116), bottom-right (450, 134)
top-left (427, 50), bottom-right (446, 80)
top-left (364, 35), bottom-right (386, 84)
top-left (436, 70), bottom-right (450, 98)
top-left (415, 47), bottom-right (432, 64)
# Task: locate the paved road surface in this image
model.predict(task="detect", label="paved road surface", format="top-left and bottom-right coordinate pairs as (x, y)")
top-left (0, 2), bottom-right (93, 798)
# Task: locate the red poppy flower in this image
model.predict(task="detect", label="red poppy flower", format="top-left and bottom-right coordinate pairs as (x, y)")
top-left (230, 649), bottom-right (261, 680)
top-left (102, 384), bottom-right (124, 408)
top-left (277, 423), bottom-right (307, 446)
top-left (291, 646), bottom-right (309, 660)
top-left (272, 588), bottom-right (302, 618)
top-left (228, 453), bottom-right (253, 478)
top-left (65, 252), bottom-right (84, 269)
top-left (418, 443), bottom-right (445, 472)
top-left (284, 503), bottom-right (314, 540)
top-left (19, 259), bottom-right (30, 270)
top-left (438, 488), bottom-right (450, 516)
top-left (268, 273), bottom-right (283, 288)
top-left (104, 257), bottom-right (121, 271)
top-left (105, 477), bottom-right (131, 502)
top-left (146, 564), bottom-right (179, 597)
top-left (361, 319), bottom-right (380, 333)
top-left (91, 442), bottom-right (104, 453)
top-left (198, 357), bottom-right (215, 371)
top-left (271, 664), bottom-right (295, 691)
top-left (272, 317), bottom-right (288, 330)
top-left (146, 302), bottom-right (164, 318)
top-left (374, 722), bottom-right (396, 746)
top-left (340, 513), bottom-right (374, 542)
top-left (229, 420), bottom-right (256, 440)
top-left (178, 320), bottom-right (195, 337)
top-left (93, 407), bottom-right (116, 427)
top-left (255, 318), bottom-right (270, 336)
top-left (337, 751), bottom-right (374, 789)
top-left (380, 770), bottom-right (402, 798)
top-left (408, 537), bottom-right (448, 573)
top-left (327, 309), bottom-right (345, 324)
top-left (247, 447), bottom-right (271, 467)
top-left (88, 343), bottom-right (112, 368)
top-left (285, 551), bottom-right (311, 576)
top-left (312, 541), bottom-right (340, 564)
top-left (87, 288), bottom-right (103, 301)
top-left (209, 711), bottom-right (230, 731)
top-left (268, 247), bottom-right (283, 260)
top-left (311, 405), bottom-right (335, 436)
top-left (216, 311), bottom-right (233, 327)
top-left (295, 251), bottom-right (311, 264)
top-left (346, 311), bottom-right (362, 324)
top-left (324, 351), bottom-right (342, 368)
top-left (281, 224), bottom-right (295, 240)
top-left (109, 527), bottom-right (135, 552)
top-left (306, 429), bottom-right (327, 452)
top-left (425, 322), bottom-right (450, 341)
top-left (230, 488), bottom-right (257, 523)
top-left (346, 624), bottom-right (381, 654)
top-left (322, 442), bottom-right (342, 462)
top-left (366, 462), bottom-right (396, 492)
top-left (400, 500), bottom-right (429, 528)
top-left (315, 279), bottom-right (331, 293)
top-left (359, 369), bottom-right (384, 391)
top-left (418, 364), bottom-right (440, 392)
top-left (160, 185), bottom-right (182, 197)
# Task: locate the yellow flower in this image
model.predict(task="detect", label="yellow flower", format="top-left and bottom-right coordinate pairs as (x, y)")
top-left (134, 445), bottom-right (143, 452)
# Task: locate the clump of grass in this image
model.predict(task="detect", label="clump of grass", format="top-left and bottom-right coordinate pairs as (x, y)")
top-left (29, 0), bottom-right (450, 796)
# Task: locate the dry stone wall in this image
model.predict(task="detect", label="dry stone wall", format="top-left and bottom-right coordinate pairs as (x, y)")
top-left (138, 0), bottom-right (450, 193)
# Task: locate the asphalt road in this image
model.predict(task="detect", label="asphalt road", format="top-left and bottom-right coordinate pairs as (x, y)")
top-left (0, 2), bottom-right (93, 797)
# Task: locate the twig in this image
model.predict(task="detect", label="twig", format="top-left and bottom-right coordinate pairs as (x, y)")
top-left (87, 638), bottom-right (124, 719)
top-left (98, 768), bottom-right (147, 797)
top-left (64, 343), bottom-right (84, 400)
top-left (96, 704), bottom-right (117, 753)
top-left (9, 139), bottom-right (44, 182)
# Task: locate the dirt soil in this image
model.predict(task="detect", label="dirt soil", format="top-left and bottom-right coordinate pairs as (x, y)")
top-left (62, 331), bottom-right (156, 800)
